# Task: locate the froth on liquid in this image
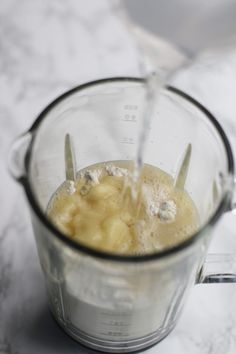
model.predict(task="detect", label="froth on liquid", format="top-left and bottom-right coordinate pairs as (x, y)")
top-left (47, 161), bottom-right (199, 255)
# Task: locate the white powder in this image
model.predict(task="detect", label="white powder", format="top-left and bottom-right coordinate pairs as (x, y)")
top-left (79, 169), bottom-right (101, 185)
top-left (148, 203), bottom-right (159, 216)
top-left (143, 184), bottom-right (165, 216)
top-left (105, 164), bottom-right (128, 177)
top-left (142, 183), bottom-right (176, 223)
top-left (67, 180), bottom-right (76, 195)
top-left (79, 164), bottom-right (128, 184)
top-left (158, 200), bottom-right (176, 223)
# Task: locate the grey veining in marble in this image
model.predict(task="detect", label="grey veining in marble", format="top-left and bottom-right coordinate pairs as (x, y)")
top-left (1, 1), bottom-right (236, 354)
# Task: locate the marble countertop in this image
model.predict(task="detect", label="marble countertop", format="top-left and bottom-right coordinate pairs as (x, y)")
top-left (1, 1), bottom-right (236, 353)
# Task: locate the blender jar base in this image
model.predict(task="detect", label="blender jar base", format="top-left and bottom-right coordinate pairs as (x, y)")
top-left (50, 307), bottom-right (176, 353)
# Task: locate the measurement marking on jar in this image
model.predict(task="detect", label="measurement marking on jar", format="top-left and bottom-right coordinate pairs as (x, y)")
top-left (100, 311), bottom-right (131, 317)
top-left (124, 104), bottom-right (138, 110)
top-left (122, 114), bottom-right (137, 122)
top-left (121, 137), bottom-right (135, 145)
top-left (99, 331), bottom-right (131, 337)
top-left (107, 331), bottom-right (126, 337)
top-left (100, 321), bottom-right (130, 327)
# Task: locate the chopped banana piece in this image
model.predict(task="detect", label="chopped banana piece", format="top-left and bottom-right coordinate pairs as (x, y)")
top-left (88, 183), bottom-right (118, 201)
top-left (101, 176), bottom-right (124, 190)
top-left (102, 216), bottom-right (132, 251)
top-left (120, 211), bottom-right (135, 225)
top-left (75, 223), bottom-right (104, 247)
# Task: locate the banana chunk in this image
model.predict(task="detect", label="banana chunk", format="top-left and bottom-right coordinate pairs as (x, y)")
top-left (87, 183), bottom-right (118, 201)
top-left (102, 216), bottom-right (132, 252)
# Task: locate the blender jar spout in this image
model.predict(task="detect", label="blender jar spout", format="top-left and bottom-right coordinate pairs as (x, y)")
top-left (8, 131), bottom-right (32, 183)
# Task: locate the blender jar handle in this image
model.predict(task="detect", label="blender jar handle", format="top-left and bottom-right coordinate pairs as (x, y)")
top-left (198, 190), bottom-right (236, 284)
top-left (198, 253), bottom-right (236, 283)
top-left (8, 132), bottom-right (32, 183)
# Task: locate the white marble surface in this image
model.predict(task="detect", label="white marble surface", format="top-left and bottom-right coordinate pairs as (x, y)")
top-left (1, 1), bottom-right (236, 353)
